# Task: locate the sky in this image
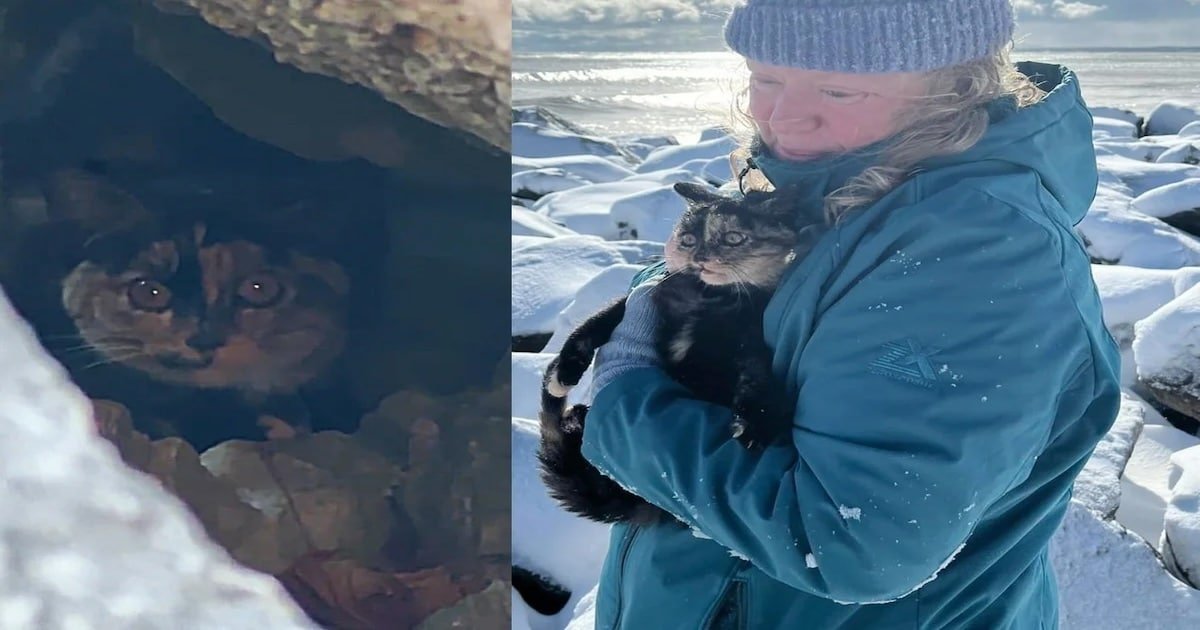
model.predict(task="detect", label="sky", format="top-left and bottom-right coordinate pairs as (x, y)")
top-left (513, 0), bottom-right (1200, 51)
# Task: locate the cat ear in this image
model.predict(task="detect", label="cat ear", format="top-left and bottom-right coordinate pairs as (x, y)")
top-left (672, 182), bottom-right (725, 206)
top-left (43, 167), bottom-right (151, 231)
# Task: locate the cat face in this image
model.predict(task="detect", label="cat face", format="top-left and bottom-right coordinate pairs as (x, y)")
top-left (61, 219), bottom-right (349, 393)
top-left (665, 183), bottom-right (805, 289)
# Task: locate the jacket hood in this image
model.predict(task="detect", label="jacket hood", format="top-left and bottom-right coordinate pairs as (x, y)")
top-left (752, 61), bottom-right (1098, 226)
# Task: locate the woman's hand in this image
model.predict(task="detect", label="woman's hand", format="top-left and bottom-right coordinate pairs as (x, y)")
top-left (589, 279), bottom-right (662, 397)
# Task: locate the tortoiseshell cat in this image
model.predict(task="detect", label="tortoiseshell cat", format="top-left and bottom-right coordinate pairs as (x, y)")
top-left (537, 181), bottom-right (827, 525)
top-left (2, 167), bottom-right (374, 450)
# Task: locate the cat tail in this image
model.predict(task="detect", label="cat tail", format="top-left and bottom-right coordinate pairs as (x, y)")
top-left (537, 403), bottom-right (664, 525)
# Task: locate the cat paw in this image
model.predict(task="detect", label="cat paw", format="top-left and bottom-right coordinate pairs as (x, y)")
top-left (90, 398), bottom-right (132, 441)
top-left (545, 362), bottom-right (571, 398)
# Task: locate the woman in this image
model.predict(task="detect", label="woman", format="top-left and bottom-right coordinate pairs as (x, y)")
top-left (579, 0), bottom-right (1121, 628)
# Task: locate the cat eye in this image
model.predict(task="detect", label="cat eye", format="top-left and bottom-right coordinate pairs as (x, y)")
top-left (127, 278), bottom-right (172, 312)
top-left (237, 274), bottom-right (283, 308)
top-left (678, 234), bottom-right (698, 248)
top-left (722, 232), bottom-right (748, 246)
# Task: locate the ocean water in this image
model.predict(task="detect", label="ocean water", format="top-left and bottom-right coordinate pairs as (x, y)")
top-left (513, 49), bottom-right (1200, 141)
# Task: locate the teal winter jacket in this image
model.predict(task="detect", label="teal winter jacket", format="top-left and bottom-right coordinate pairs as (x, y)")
top-left (581, 62), bottom-right (1121, 629)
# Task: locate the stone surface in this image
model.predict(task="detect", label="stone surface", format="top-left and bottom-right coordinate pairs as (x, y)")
top-left (143, 0), bottom-right (509, 152)
top-left (0, 290), bottom-right (317, 628)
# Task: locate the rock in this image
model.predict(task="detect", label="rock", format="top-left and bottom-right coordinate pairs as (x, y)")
top-left (513, 105), bottom-right (596, 137)
top-left (1146, 101), bottom-right (1200, 137)
top-left (1097, 154), bottom-right (1200, 197)
top-left (531, 180), bottom-right (668, 238)
top-left (1074, 393), bottom-right (1147, 518)
top-left (127, 5), bottom-right (502, 175)
top-left (1163, 444), bottom-right (1200, 588)
top-left (1077, 201), bottom-right (1200, 269)
top-left (417, 579), bottom-right (512, 629)
top-left (1181, 121), bottom-right (1200, 137)
top-left (0, 290), bottom-right (316, 627)
top-left (199, 434), bottom-right (402, 574)
top-left (145, 0), bottom-right (509, 152)
top-left (1133, 282), bottom-right (1200, 415)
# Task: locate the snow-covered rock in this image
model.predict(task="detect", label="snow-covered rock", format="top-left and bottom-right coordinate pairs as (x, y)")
top-left (635, 136), bottom-right (739, 174)
top-left (608, 185), bottom-right (688, 243)
top-left (513, 207), bottom-right (577, 238)
top-left (1094, 141), bottom-right (1168, 162)
top-left (1078, 203), bottom-right (1200, 269)
top-left (1075, 393), bottom-right (1147, 518)
top-left (542, 264), bottom-right (642, 355)
top-left (512, 236), bottom-right (629, 336)
top-left (1116, 423), bottom-right (1200, 546)
top-left (533, 180), bottom-right (677, 239)
top-left (1181, 121), bottom-right (1200, 137)
top-left (1052, 500), bottom-right (1200, 629)
top-left (1162, 444), bottom-right (1200, 587)
top-left (1091, 264), bottom-right (1200, 344)
top-left (513, 105), bottom-right (597, 137)
top-left (699, 127), bottom-right (732, 142)
top-left (1092, 117), bottom-right (1138, 140)
top-left (513, 122), bottom-right (638, 164)
top-left (1090, 106), bottom-right (1142, 128)
top-left (1145, 101), bottom-right (1200, 136)
top-left (0, 292), bottom-right (316, 628)
top-left (1156, 142), bottom-right (1200, 165)
top-left (1130, 178), bottom-right (1200, 219)
top-left (1133, 281), bottom-right (1200, 390)
top-left (1097, 154), bottom-right (1200, 197)
top-left (512, 155), bottom-right (637, 182)
top-left (513, 169), bottom-right (592, 197)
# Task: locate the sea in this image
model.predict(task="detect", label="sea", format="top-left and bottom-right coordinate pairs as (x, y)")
top-left (513, 48), bottom-right (1200, 142)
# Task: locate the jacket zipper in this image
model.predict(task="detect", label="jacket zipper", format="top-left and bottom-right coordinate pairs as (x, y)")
top-left (609, 525), bottom-right (641, 629)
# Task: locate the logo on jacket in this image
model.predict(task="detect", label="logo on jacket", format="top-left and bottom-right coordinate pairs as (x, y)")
top-left (869, 339), bottom-right (941, 388)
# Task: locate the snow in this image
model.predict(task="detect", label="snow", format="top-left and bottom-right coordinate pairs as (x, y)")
top-left (512, 236), bottom-right (629, 336)
top-left (512, 155), bottom-right (637, 183)
top-left (513, 122), bottom-right (637, 164)
top-left (511, 100), bottom-right (1200, 629)
top-left (0, 291), bottom-right (315, 627)
top-left (512, 417), bottom-right (612, 629)
top-left (1181, 121), bottom-right (1200, 138)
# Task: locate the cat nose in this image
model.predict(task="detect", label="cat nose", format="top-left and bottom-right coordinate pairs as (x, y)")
top-left (186, 329), bottom-right (225, 352)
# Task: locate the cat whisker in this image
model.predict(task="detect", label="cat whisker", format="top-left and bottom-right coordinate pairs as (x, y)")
top-left (82, 351), bottom-right (147, 370)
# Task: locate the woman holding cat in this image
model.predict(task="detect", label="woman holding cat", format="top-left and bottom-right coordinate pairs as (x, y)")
top-left (579, 1), bottom-right (1120, 628)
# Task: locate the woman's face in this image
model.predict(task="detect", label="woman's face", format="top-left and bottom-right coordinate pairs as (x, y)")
top-left (746, 59), bottom-right (928, 160)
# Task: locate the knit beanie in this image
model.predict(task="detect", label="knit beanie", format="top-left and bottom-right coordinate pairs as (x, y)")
top-left (724, 0), bottom-right (1015, 73)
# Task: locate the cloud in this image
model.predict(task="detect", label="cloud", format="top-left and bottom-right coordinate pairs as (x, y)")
top-left (1051, 1), bottom-right (1108, 18)
top-left (513, 0), bottom-right (735, 25)
top-left (1012, 0), bottom-right (1049, 15)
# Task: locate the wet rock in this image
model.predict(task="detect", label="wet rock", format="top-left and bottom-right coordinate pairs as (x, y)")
top-left (417, 579), bottom-right (511, 630)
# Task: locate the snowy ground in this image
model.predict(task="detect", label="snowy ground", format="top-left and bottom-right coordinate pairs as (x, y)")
top-left (511, 99), bottom-right (1200, 628)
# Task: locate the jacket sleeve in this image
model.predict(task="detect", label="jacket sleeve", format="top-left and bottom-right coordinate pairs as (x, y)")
top-left (581, 191), bottom-right (1095, 603)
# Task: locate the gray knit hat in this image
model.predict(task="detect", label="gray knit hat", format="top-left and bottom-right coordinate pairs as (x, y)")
top-left (724, 0), bottom-right (1015, 73)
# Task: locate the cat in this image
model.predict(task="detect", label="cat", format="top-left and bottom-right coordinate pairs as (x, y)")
top-left (537, 181), bottom-right (826, 525)
top-left (1, 167), bottom-right (375, 451)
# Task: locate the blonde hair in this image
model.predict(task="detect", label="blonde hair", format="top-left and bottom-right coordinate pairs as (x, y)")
top-left (731, 47), bottom-right (1047, 222)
